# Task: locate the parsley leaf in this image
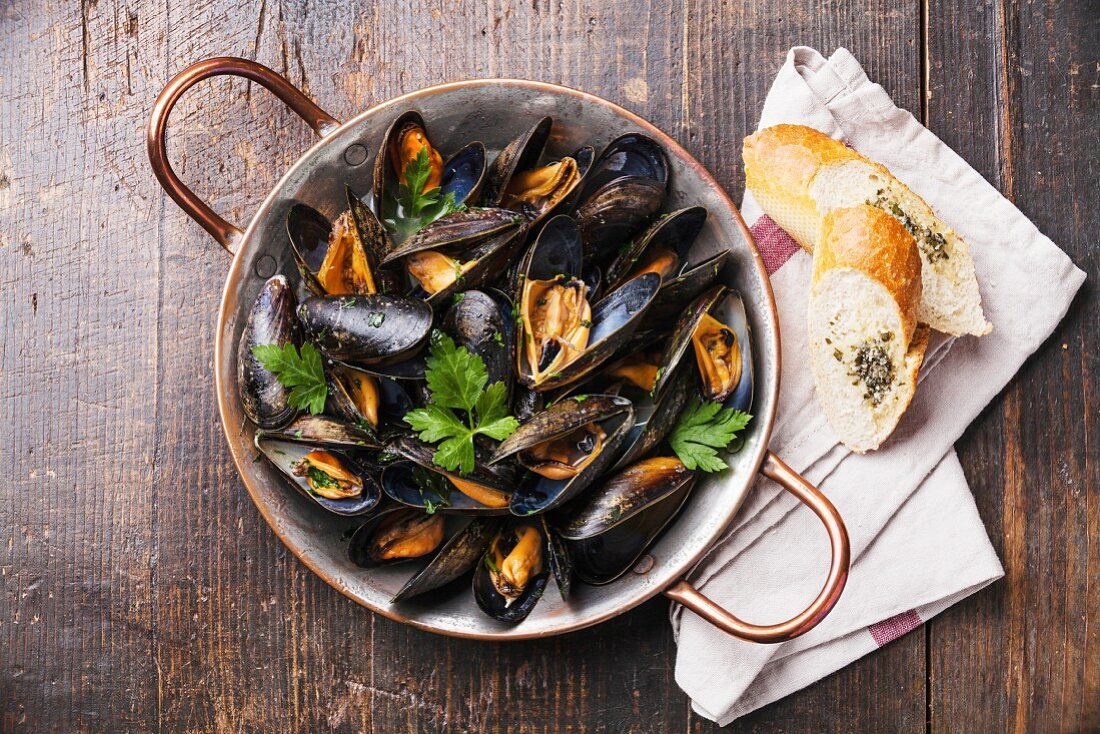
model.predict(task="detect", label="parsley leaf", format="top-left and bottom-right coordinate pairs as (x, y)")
top-left (668, 398), bottom-right (752, 473)
top-left (384, 147), bottom-right (464, 239)
top-left (424, 331), bottom-right (485, 415)
top-left (251, 342), bottom-right (328, 415)
top-left (403, 330), bottom-right (519, 474)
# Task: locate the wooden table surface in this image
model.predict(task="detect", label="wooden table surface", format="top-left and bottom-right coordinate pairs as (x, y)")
top-left (1, 1), bottom-right (1095, 731)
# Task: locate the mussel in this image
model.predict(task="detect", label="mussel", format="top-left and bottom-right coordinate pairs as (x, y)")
top-left (382, 437), bottom-right (514, 514)
top-left (652, 286), bottom-right (754, 412)
top-left (499, 154), bottom-right (583, 224)
top-left (391, 517), bottom-right (501, 602)
top-left (514, 215), bottom-right (661, 391)
top-left (443, 289), bottom-right (514, 394)
top-left (348, 506), bottom-right (446, 567)
top-left (603, 207), bottom-right (729, 318)
top-left (490, 394), bottom-right (634, 515)
top-left (382, 208), bottom-right (528, 304)
top-left (238, 275), bottom-right (301, 429)
top-left (256, 414), bottom-right (380, 450)
top-left (373, 111), bottom-right (487, 224)
top-left (286, 188), bottom-right (395, 297)
top-left (326, 363), bottom-right (382, 429)
top-left (559, 457), bottom-right (696, 584)
top-left (255, 438), bottom-right (381, 516)
top-left (473, 521), bottom-right (551, 623)
top-left (575, 133), bottom-right (670, 266)
top-left (482, 117), bottom-right (553, 206)
top-left (326, 365), bottom-right (414, 435)
top-left (297, 293), bottom-right (433, 365)
top-left (576, 133), bottom-right (670, 202)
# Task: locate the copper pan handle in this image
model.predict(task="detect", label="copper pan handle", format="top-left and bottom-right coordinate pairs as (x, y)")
top-left (146, 57), bottom-right (340, 255)
top-left (664, 451), bottom-right (850, 643)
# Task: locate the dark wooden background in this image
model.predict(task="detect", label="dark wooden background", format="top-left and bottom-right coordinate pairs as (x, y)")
top-left (1, 0), bottom-right (1095, 731)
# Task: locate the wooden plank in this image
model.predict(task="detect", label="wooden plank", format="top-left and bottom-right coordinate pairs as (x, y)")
top-left (0, 0), bottom-right (164, 731)
top-left (925, 0), bottom-right (1099, 731)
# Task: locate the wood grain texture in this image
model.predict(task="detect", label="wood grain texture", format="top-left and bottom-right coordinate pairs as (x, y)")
top-left (924, 1), bottom-right (1099, 732)
top-left (0, 0), bottom-right (1093, 732)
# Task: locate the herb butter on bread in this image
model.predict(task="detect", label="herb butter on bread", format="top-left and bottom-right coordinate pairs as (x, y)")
top-left (808, 205), bottom-right (929, 452)
top-left (743, 124), bottom-right (991, 337)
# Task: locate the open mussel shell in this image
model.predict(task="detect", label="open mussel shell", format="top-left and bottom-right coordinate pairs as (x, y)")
top-left (256, 414), bottom-right (381, 450)
top-left (482, 116), bottom-right (552, 206)
top-left (498, 147), bottom-right (587, 225)
top-left (382, 208), bottom-right (528, 305)
top-left (473, 520), bottom-right (552, 623)
top-left (603, 206), bottom-right (707, 292)
top-left (576, 176), bottom-right (667, 268)
top-left (611, 364), bottom-right (694, 471)
top-left (347, 187), bottom-right (405, 295)
top-left (559, 457), bottom-right (696, 585)
top-left (651, 285), bottom-right (754, 411)
top-left (383, 437), bottom-right (515, 515)
top-left (238, 275), bottom-right (301, 429)
top-left (298, 294), bottom-right (432, 365)
top-left (326, 365), bottom-right (414, 435)
top-left (514, 215), bottom-right (662, 391)
top-left (391, 516), bottom-right (501, 603)
top-left (382, 463), bottom-right (511, 515)
top-left (372, 110), bottom-right (436, 217)
top-left (441, 141), bottom-right (487, 206)
top-left (255, 438), bottom-right (382, 516)
top-left (348, 506), bottom-right (447, 568)
top-left (576, 132), bottom-right (670, 204)
top-left (554, 145), bottom-right (596, 212)
top-left (716, 290), bottom-right (755, 412)
top-left (284, 203), bottom-right (330, 295)
top-left (286, 189), bottom-right (396, 298)
top-left (443, 289), bottom-right (514, 394)
top-left (527, 272), bottom-right (662, 392)
top-left (490, 394), bottom-right (634, 515)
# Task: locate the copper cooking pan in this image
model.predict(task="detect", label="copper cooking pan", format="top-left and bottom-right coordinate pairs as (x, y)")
top-left (147, 57), bottom-right (849, 642)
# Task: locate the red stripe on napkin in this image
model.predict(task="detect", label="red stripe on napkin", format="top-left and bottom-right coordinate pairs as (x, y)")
top-left (750, 215), bottom-right (802, 275)
top-left (868, 609), bottom-right (923, 647)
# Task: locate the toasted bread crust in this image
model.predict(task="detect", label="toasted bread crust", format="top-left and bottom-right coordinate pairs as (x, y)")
top-left (812, 205), bottom-right (923, 347)
top-left (743, 125), bottom-right (890, 252)
top-left (743, 124), bottom-right (867, 193)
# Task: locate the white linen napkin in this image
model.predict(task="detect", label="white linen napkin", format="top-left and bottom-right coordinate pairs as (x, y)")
top-left (671, 47), bottom-right (1086, 725)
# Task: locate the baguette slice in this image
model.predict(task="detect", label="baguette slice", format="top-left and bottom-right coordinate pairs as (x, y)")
top-left (744, 124), bottom-right (991, 336)
top-left (809, 205), bottom-right (929, 452)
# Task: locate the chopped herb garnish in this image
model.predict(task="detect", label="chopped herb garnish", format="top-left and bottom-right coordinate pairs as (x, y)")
top-left (306, 465), bottom-right (340, 490)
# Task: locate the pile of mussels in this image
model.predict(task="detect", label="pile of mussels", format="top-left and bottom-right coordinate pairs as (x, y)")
top-left (237, 111), bottom-right (754, 624)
